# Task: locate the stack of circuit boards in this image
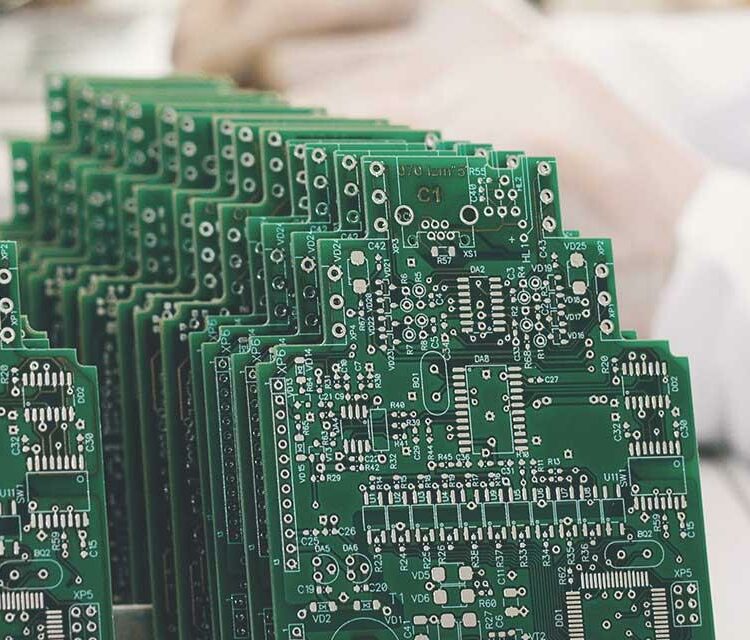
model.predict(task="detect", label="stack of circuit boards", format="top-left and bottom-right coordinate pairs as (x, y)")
top-left (0, 75), bottom-right (715, 640)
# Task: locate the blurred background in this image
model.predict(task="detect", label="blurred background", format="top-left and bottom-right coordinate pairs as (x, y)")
top-left (1, 0), bottom-right (748, 637)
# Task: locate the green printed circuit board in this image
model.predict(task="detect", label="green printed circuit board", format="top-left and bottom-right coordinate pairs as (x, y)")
top-left (0, 75), bottom-right (715, 640)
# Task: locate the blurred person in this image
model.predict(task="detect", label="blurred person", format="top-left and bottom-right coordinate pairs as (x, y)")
top-left (174, 0), bottom-right (748, 459)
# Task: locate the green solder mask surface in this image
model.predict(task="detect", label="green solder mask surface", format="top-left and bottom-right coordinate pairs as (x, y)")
top-left (0, 75), bottom-right (233, 245)
top-left (131, 120), bottom-right (424, 636)
top-left (2, 73), bottom-right (716, 640)
top-left (188, 140), bottom-right (448, 640)
top-left (131, 110), bottom-right (348, 640)
top-left (0, 241), bottom-right (114, 639)
top-left (194, 147), bottom-right (521, 640)
top-left (21, 90), bottom-right (285, 605)
top-left (56, 91), bottom-right (288, 347)
top-left (10, 77), bottom-right (234, 276)
top-left (136, 121), bottom-right (441, 640)
top-left (67, 101), bottom-right (307, 623)
top-left (53, 89), bottom-right (288, 346)
top-left (9, 90), bottom-right (279, 606)
top-left (129, 116), bottom-right (405, 640)
top-left (254, 154), bottom-right (715, 640)
top-left (22, 87), bottom-right (272, 605)
top-left (119, 107), bottom-right (329, 640)
top-left (24, 91), bottom-right (286, 344)
top-left (209, 145), bottom-right (511, 640)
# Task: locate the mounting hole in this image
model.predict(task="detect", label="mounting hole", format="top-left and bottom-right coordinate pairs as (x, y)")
top-left (600, 319), bottom-right (614, 335)
top-left (394, 205), bottom-right (414, 226)
top-left (459, 205), bottom-right (479, 226)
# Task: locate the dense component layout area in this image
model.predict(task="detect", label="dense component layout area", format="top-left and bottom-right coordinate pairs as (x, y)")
top-left (256, 155), bottom-right (714, 640)
top-left (0, 75), bottom-right (715, 640)
top-left (0, 241), bottom-right (113, 640)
